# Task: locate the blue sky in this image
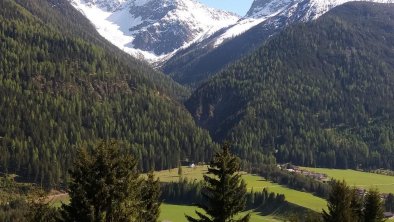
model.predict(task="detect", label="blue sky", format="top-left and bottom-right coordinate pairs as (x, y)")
top-left (199, 0), bottom-right (254, 16)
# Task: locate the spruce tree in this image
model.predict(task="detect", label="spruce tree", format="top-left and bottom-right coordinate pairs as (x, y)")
top-left (186, 143), bottom-right (250, 222)
top-left (350, 187), bottom-right (363, 222)
top-left (138, 172), bottom-right (161, 222)
top-left (61, 141), bottom-right (142, 222)
top-left (363, 188), bottom-right (385, 222)
top-left (322, 180), bottom-right (354, 222)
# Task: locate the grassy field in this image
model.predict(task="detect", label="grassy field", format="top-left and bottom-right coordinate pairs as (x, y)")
top-left (160, 203), bottom-right (281, 222)
top-left (155, 166), bottom-right (327, 212)
top-left (301, 167), bottom-right (394, 194)
top-left (241, 174), bottom-right (326, 212)
top-left (50, 197), bottom-right (282, 221)
top-left (50, 166), bottom-right (394, 221)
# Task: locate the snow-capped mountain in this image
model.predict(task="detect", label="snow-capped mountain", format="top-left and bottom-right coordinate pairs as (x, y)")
top-left (213, 0), bottom-right (394, 47)
top-left (69, 0), bottom-right (239, 63)
top-left (257, 0), bottom-right (394, 20)
top-left (162, 0), bottom-right (394, 85)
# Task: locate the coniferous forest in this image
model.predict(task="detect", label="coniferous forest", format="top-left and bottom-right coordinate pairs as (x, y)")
top-left (187, 2), bottom-right (394, 170)
top-left (0, 0), bottom-right (394, 221)
top-left (0, 0), bottom-right (216, 187)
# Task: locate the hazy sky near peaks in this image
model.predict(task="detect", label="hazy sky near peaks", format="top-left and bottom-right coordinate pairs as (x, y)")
top-left (199, 0), bottom-right (254, 16)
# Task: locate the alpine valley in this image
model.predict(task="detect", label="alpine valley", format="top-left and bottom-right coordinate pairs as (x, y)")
top-left (1, 0), bottom-right (394, 221)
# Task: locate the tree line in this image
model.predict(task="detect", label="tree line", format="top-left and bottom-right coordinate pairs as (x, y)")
top-left (251, 164), bottom-right (331, 199)
top-left (161, 172), bottom-right (286, 211)
top-left (322, 180), bottom-right (386, 222)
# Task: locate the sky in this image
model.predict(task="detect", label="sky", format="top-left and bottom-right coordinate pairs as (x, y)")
top-left (199, 0), bottom-right (254, 16)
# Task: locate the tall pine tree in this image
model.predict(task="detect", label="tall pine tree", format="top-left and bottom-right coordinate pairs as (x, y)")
top-left (322, 180), bottom-right (355, 222)
top-left (350, 187), bottom-right (363, 222)
top-left (363, 188), bottom-right (385, 222)
top-left (186, 143), bottom-right (250, 222)
top-left (138, 172), bottom-right (161, 222)
top-left (61, 141), bottom-right (142, 222)
top-left (322, 181), bottom-right (387, 222)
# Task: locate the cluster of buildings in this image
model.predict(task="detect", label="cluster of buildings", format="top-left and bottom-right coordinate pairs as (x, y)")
top-left (279, 164), bottom-right (330, 182)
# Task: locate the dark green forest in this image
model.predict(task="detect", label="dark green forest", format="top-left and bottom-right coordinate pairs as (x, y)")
top-left (0, 0), bottom-right (217, 187)
top-left (186, 2), bottom-right (394, 170)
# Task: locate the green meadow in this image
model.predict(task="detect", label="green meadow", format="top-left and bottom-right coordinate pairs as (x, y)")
top-left (301, 167), bottom-right (394, 194)
top-left (160, 203), bottom-right (281, 222)
top-left (50, 197), bottom-right (282, 222)
top-left (155, 166), bottom-right (327, 212)
top-left (51, 166), bottom-right (394, 221)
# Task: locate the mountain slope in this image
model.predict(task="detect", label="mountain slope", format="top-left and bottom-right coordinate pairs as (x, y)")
top-left (186, 2), bottom-right (394, 169)
top-left (70, 0), bottom-right (239, 63)
top-left (162, 0), bottom-right (394, 86)
top-left (0, 0), bottom-right (216, 187)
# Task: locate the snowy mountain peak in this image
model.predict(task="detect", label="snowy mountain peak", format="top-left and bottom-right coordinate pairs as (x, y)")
top-left (213, 0), bottom-right (394, 46)
top-left (70, 0), bottom-right (239, 63)
top-left (245, 0), bottom-right (394, 20)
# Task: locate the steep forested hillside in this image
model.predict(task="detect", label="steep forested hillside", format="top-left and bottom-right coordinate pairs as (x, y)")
top-left (186, 2), bottom-right (394, 169)
top-left (0, 0), bottom-right (216, 187)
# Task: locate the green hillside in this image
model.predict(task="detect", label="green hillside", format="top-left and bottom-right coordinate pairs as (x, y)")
top-left (186, 2), bottom-right (394, 170)
top-left (0, 0), bottom-right (216, 187)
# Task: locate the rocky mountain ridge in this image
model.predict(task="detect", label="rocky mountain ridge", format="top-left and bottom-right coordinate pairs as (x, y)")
top-left (161, 0), bottom-right (394, 85)
top-left (70, 0), bottom-right (239, 63)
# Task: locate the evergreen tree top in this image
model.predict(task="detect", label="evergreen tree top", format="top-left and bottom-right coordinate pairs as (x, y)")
top-left (186, 142), bottom-right (249, 222)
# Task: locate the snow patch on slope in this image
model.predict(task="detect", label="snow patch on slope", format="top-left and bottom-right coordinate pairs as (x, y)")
top-left (213, 0), bottom-right (394, 48)
top-left (213, 18), bottom-right (266, 47)
top-left (305, 0), bottom-right (394, 20)
top-left (213, 0), bottom-right (290, 47)
top-left (70, 0), bottom-right (239, 63)
top-left (246, 0), bottom-right (394, 20)
top-left (71, 0), bottom-right (162, 61)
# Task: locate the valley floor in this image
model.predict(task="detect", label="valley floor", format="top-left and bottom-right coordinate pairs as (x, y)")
top-left (301, 167), bottom-right (394, 194)
top-left (48, 165), bottom-right (394, 221)
top-left (155, 165), bottom-right (327, 212)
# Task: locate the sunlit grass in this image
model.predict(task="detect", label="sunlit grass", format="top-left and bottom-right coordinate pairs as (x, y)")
top-left (301, 167), bottom-right (394, 194)
top-left (154, 165), bottom-right (327, 212)
top-left (160, 203), bottom-right (281, 222)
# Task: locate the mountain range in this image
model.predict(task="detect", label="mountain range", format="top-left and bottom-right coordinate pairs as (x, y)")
top-left (70, 0), bottom-right (394, 86)
top-left (70, 0), bottom-right (239, 63)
